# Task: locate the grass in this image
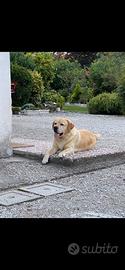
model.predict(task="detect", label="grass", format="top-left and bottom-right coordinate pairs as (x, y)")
top-left (63, 104), bottom-right (88, 113)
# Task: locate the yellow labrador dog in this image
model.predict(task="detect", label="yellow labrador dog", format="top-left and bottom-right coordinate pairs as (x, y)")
top-left (42, 117), bottom-right (101, 164)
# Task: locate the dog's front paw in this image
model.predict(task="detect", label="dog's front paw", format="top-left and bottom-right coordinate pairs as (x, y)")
top-left (58, 152), bottom-right (66, 158)
top-left (42, 156), bottom-right (49, 164)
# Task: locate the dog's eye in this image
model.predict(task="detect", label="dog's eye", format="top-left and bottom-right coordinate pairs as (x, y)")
top-left (60, 123), bottom-right (64, 126)
top-left (54, 123), bottom-right (57, 125)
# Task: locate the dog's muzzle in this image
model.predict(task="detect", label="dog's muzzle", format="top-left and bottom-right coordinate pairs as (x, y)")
top-left (54, 126), bottom-right (58, 133)
top-left (54, 127), bottom-right (63, 137)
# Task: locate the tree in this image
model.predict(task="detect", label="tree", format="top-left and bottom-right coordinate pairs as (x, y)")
top-left (31, 52), bottom-right (56, 89)
top-left (60, 52), bottom-right (97, 67)
top-left (116, 74), bottom-right (125, 113)
top-left (70, 84), bottom-right (94, 104)
top-left (11, 63), bottom-right (33, 106)
top-left (10, 52), bottom-right (36, 70)
top-left (51, 59), bottom-right (84, 98)
top-left (70, 83), bottom-right (83, 103)
top-left (29, 70), bottom-right (45, 106)
top-left (89, 56), bottom-right (118, 95)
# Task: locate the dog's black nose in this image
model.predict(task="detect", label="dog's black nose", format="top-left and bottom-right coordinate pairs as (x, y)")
top-left (54, 126), bottom-right (58, 132)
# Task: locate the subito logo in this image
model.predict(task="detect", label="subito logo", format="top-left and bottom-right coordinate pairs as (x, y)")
top-left (68, 243), bottom-right (80, 255)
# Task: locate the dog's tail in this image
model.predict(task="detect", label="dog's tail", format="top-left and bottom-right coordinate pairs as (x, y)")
top-left (94, 133), bottom-right (101, 140)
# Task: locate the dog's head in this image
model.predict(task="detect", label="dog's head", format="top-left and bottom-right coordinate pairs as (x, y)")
top-left (52, 117), bottom-right (75, 138)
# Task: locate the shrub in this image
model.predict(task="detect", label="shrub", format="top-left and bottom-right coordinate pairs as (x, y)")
top-left (79, 87), bottom-right (94, 103)
top-left (89, 56), bottom-right (118, 95)
top-left (12, 106), bottom-right (21, 114)
top-left (88, 92), bottom-right (122, 115)
top-left (21, 103), bottom-right (35, 110)
top-left (42, 90), bottom-right (65, 109)
top-left (70, 84), bottom-right (94, 104)
top-left (11, 63), bottom-right (45, 107)
top-left (70, 83), bottom-right (83, 103)
top-left (29, 70), bottom-right (45, 106)
top-left (116, 74), bottom-right (125, 114)
top-left (11, 63), bottom-right (33, 106)
top-left (57, 88), bottom-right (69, 101)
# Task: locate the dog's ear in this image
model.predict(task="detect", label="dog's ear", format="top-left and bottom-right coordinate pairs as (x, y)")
top-left (67, 119), bottom-right (74, 130)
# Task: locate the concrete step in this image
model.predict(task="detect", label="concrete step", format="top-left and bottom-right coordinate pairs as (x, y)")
top-left (11, 138), bottom-right (125, 173)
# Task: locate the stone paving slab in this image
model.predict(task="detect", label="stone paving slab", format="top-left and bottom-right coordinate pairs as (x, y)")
top-left (0, 182), bottom-right (74, 206)
top-left (11, 143), bottom-right (34, 148)
top-left (19, 182), bottom-right (74, 196)
top-left (11, 138), bottom-right (50, 157)
top-left (0, 190), bottom-right (41, 206)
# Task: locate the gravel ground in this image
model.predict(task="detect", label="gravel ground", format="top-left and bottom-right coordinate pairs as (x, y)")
top-left (12, 112), bottom-right (125, 151)
top-left (0, 163), bottom-right (125, 218)
top-left (0, 156), bottom-right (82, 190)
top-left (0, 112), bottom-right (124, 218)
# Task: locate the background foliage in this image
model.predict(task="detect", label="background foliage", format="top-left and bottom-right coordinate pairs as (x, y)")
top-left (10, 52), bottom-right (125, 114)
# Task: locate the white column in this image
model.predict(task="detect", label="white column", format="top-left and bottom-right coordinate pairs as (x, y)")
top-left (0, 52), bottom-right (12, 157)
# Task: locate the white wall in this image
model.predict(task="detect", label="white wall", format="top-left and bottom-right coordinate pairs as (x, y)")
top-left (0, 52), bottom-right (12, 157)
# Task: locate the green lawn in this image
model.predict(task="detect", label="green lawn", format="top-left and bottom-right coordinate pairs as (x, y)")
top-left (63, 104), bottom-right (88, 113)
